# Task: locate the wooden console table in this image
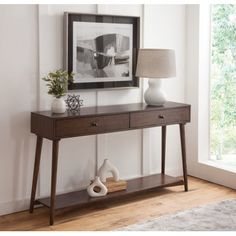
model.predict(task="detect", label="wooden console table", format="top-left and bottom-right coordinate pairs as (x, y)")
top-left (30, 102), bottom-right (191, 225)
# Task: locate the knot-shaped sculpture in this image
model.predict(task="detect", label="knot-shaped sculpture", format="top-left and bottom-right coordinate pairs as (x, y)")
top-left (65, 94), bottom-right (83, 113)
top-left (98, 159), bottom-right (119, 183)
top-left (87, 176), bottom-right (107, 197)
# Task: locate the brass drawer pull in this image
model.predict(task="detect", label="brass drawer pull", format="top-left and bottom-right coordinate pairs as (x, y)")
top-left (158, 115), bottom-right (165, 119)
top-left (91, 122), bottom-right (98, 127)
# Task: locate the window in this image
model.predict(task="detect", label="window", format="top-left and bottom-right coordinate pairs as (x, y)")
top-left (210, 5), bottom-right (236, 166)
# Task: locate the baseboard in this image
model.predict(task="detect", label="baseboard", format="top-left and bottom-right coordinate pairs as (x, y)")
top-left (0, 198), bottom-right (30, 216)
top-left (165, 168), bottom-right (183, 177)
top-left (149, 168), bottom-right (182, 177)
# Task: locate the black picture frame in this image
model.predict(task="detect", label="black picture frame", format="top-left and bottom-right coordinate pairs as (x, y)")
top-left (64, 12), bottom-right (140, 91)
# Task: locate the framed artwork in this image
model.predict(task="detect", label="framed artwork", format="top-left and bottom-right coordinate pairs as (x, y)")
top-left (64, 12), bottom-right (140, 90)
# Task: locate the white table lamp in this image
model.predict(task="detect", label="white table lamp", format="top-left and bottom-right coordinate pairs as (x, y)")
top-left (136, 49), bottom-right (176, 106)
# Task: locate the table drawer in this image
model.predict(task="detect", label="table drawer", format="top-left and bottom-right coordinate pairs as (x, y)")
top-left (130, 107), bottom-right (190, 128)
top-left (55, 114), bottom-right (129, 138)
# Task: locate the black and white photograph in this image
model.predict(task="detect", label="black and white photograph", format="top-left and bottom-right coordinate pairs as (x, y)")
top-left (73, 21), bottom-right (133, 83)
top-left (65, 13), bottom-right (140, 90)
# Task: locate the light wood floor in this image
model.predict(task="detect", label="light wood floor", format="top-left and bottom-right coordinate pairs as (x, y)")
top-left (0, 176), bottom-right (236, 231)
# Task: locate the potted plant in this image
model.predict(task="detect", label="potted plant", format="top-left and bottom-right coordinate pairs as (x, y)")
top-left (42, 69), bottom-right (74, 113)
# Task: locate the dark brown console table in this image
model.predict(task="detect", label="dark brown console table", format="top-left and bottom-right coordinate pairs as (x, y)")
top-left (30, 102), bottom-right (191, 225)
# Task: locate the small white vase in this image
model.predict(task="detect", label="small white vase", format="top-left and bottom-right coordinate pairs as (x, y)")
top-left (87, 176), bottom-right (108, 197)
top-left (98, 159), bottom-right (119, 183)
top-left (51, 97), bottom-right (66, 114)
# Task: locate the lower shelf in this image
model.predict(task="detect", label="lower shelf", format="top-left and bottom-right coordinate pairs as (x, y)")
top-left (37, 174), bottom-right (184, 210)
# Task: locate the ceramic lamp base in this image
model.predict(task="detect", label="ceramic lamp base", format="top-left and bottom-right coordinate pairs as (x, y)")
top-left (144, 79), bottom-right (166, 106)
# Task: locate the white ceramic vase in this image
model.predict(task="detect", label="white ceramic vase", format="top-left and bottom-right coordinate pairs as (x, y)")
top-left (87, 176), bottom-right (108, 197)
top-left (51, 97), bottom-right (66, 114)
top-left (98, 159), bottom-right (119, 183)
top-left (144, 79), bottom-right (166, 106)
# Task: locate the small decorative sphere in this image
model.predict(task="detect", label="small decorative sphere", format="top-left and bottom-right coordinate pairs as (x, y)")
top-left (65, 94), bottom-right (83, 113)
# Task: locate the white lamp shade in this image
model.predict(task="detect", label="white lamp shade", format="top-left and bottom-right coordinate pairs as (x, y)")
top-left (135, 49), bottom-right (176, 78)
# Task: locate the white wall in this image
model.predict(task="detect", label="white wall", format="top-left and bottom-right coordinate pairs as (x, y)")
top-left (0, 5), bottom-right (39, 214)
top-left (144, 5), bottom-right (186, 175)
top-left (0, 4), bottom-right (187, 215)
top-left (185, 5), bottom-right (199, 176)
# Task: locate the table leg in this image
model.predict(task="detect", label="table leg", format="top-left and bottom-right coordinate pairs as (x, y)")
top-left (161, 126), bottom-right (166, 174)
top-left (179, 124), bottom-right (188, 191)
top-left (50, 140), bottom-right (59, 225)
top-left (29, 136), bottom-right (43, 213)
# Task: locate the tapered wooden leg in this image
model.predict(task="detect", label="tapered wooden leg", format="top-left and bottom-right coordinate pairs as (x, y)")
top-left (179, 124), bottom-right (188, 191)
top-left (30, 136), bottom-right (43, 213)
top-left (161, 126), bottom-right (167, 174)
top-left (50, 140), bottom-right (59, 225)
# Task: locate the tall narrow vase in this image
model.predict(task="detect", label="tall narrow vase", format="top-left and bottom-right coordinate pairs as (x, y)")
top-left (98, 159), bottom-right (119, 183)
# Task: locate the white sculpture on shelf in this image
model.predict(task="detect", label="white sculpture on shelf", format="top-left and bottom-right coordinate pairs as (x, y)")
top-left (98, 159), bottom-right (119, 183)
top-left (87, 176), bottom-right (107, 197)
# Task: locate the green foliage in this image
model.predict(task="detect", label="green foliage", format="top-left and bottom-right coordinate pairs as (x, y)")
top-left (42, 69), bottom-right (74, 98)
top-left (210, 4), bottom-right (236, 158)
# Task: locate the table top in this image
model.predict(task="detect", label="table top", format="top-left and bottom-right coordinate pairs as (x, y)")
top-left (32, 101), bottom-right (190, 119)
